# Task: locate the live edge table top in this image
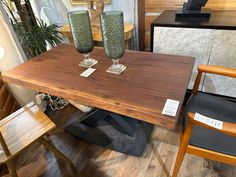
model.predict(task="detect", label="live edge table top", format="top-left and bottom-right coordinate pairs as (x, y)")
top-left (2, 44), bottom-right (195, 130)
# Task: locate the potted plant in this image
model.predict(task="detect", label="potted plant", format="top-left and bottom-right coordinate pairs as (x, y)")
top-left (2, 0), bottom-right (62, 58)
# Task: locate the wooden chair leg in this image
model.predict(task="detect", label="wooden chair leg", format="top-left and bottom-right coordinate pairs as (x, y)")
top-left (39, 137), bottom-right (77, 176)
top-left (172, 123), bottom-right (193, 177)
top-left (38, 137), bottom-right (72, 164)
top-left (6, 159), bottom-right (17, 177)
top-left (43, 133), bottom-right (51, 142)
top-left (0, 164), bottom-right (6, 172)
top-left (179, 113), bottom-right (184, 143)
top-left (179, 123), bottom-right (183, 143)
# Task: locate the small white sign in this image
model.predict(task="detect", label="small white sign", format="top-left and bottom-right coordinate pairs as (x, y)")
top-left (80, 68), bottom-right (96, 77)
top-left (162, 99), bottom-right (180, 117)
top-left (194, 113), bottom-right (223, 130)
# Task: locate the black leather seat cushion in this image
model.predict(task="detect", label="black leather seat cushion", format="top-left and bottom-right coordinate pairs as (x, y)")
top-left (183, 92), bottom-right (236, 156)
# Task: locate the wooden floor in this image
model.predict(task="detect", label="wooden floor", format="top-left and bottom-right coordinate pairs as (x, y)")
top-left (1, 105), bottom-right (236, 177)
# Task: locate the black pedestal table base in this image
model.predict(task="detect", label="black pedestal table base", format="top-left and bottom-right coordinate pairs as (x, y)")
top-left (65, 109), bottom-right (154, 157)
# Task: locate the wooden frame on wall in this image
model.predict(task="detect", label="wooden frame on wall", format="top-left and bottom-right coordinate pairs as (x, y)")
top-left (138, 0), bottom-right (145, 51)
top-left (70, 0), bottom-right (111, 5)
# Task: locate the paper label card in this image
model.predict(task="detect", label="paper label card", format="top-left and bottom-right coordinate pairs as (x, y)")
top-left (162, 99), bottom-right (180, 117)
top-left (80, 68), bottom-right (96, 77)
top-left (194, 113), bottom-right (223, 130)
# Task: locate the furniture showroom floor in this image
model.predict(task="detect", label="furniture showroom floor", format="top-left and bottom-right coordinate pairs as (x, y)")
top-left (1, 104), bottom-right (235, 177)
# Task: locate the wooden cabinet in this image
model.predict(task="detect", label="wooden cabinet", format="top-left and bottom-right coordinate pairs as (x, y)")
top-left (138, 0), bottom-right (236, 51)
top-left (153, 27), bottom-right (215, 90)
top-left (151, 10), bottom-right (236, 97)
top-left (203, 30), bottom-right (236, 96)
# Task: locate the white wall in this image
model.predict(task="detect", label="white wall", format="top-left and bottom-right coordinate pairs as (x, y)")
top-left (62, 0), bottom-right (135, 24)
top-left (0, 3), bottom-right (36, 106)
top-left (30, 0), bottom-right (136, 26)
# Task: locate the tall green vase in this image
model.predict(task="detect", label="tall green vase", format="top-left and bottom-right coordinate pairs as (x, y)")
top-left (100, 11), bottom-right (126, 74)
top-left (68, 10), bottom-right (97, 68)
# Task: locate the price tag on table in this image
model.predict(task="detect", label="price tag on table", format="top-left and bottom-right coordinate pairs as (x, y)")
top-left (80, 68), bottom-right (96, 77)
top-left (162, 99), bottom-right (180, 117)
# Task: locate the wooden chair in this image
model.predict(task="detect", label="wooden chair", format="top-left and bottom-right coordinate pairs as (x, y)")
top-left (0, 75), bottom-right (19, 120)
top-left (0, 102), bottom-right (72, 177)
top-left (172, 64), bottom-right (236, 177)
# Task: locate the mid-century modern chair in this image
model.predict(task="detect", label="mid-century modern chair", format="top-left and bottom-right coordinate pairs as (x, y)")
top-left (0, 102), bottom-right (72, 177)
top-left (172, 64), bottom-right (236, 177)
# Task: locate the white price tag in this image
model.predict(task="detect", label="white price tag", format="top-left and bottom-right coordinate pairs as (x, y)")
top-left (80, 68), bottom-right (96, 77)
top-left (194, 113), bottom-right (223, 130)
top-left (162, 99), bottom-right (180, 117)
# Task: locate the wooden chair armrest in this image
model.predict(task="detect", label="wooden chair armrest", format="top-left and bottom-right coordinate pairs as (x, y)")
top-left (198, 65), bottom-right (236, 78)
top-left (192, 65), bottom-right (236, 94)
top-left (188, 112), bottom-right (236, 137)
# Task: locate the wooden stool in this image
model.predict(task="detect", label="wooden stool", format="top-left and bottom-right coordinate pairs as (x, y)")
top-left (0, 102), bottom-right (72, 177)
top-left (60, 23), bottom-right (134, 49)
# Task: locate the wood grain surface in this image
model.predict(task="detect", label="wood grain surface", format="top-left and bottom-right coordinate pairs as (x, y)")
top-left (0, 102), bottom-right (56, 163)
top-left (2, 44), bottom-right (194, 130)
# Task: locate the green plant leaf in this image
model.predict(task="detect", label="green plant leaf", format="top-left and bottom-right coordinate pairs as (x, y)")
top-left (2, 2), bottom-right (62, 58)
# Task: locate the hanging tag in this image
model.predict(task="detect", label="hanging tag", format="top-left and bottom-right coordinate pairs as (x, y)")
top-left (194, 113), bottom-right (223, 130)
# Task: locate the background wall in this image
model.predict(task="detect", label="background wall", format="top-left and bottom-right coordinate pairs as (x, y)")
top-left (63, 0), bottom-right (136, 24)
top-left (30, 0), bottom-right (136, 26)
top-left (30, 0), bottom-right (138, 48)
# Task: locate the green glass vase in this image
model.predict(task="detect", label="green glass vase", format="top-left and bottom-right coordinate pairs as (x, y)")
top-left (100, 11), bottom-right (126, 74)
top-left (68, 10), bottom-right (97, 68)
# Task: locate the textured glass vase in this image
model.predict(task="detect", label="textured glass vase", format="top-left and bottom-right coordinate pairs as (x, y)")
top-left (100, 11), bottom-right (126, 74)
top-left (68, 10), bottom-right (97, 68)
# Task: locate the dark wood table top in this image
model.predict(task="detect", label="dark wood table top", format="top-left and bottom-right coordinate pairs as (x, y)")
top-left (2, 44), bottom-right (194, 130)
top-left (151, 10), bottom-right (236, 30)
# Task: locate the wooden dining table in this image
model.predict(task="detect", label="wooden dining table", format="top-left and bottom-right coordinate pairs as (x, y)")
top-left (2, 44), bottom-right (194, 156)
top-left (2, 44), bottom-right (194, 130)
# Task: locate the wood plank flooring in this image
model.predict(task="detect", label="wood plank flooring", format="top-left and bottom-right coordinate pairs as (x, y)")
top-left (1, 105), bottom-right (236, 177)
